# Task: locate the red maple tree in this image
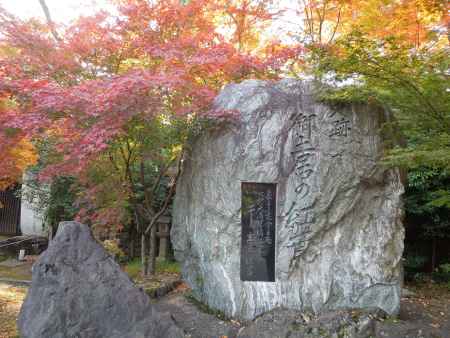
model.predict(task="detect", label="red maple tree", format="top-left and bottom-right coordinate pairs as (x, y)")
top-left (0, 0), bottom-right (295, 274)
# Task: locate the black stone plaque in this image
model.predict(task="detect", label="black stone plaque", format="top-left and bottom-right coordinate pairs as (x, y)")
top-left (241, 182), bottom-right (276, 282)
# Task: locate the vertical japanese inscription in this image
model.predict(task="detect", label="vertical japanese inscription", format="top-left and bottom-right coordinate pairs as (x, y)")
top-left (241, 182), bottom-right (276, 282)
top-left (329, 116), bottom-right (351, 137)
top-left (287, 112), bottom-right (317, 258)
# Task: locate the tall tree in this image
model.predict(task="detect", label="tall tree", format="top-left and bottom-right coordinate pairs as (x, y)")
top-left (306, 0), bottom-right (449, 269)
top-left (0, 0), bottom-right (290, 275)
top-left (0, 84), bottom-right (38, 190)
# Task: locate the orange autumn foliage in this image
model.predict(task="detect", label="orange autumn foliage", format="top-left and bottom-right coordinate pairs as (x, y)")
top-left (0, 95), bottom-right (38, 190)
top-left (297, 0), bottom-right (447, 47)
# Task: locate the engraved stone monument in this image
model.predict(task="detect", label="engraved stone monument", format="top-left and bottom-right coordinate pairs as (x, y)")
top-left (172, 79), bottom-right (404, 320)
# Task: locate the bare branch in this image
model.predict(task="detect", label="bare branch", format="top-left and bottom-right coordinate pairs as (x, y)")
top-left (327, 6), bottom-right (342, 45)
top-left (144, 150), bottom-right (184, 235)
top-left (119, 143), bottom-right (134, 185)
top-left (140, 157), bottom-right (155, 213)
top-left (150, 159), bottom-right (175, 200)
top-left (108, 151), bottom-right (120, 173)
top-left (38, 0), bottom-right (61, 42)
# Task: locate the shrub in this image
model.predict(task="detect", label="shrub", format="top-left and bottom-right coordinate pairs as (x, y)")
top-left (124, 258), bottom-right (142, 280)
top-left (404, 252), bottom-right (427, 282)
top-left (432, 263), bottom-right (450, 283)
top-left (102, 239), bottom-right (126, 262)
top-left (156, 258), bottom-right (180, 274)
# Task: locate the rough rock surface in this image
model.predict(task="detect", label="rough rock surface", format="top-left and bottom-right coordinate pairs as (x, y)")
top-left (172, 79), bottom-right (404, 320)
top-left (237, 308), bottom-right (387, 338)
top-left (155, 292), bottom-right (241, 338)
top-left (18, 221), bottom-right (184, 338)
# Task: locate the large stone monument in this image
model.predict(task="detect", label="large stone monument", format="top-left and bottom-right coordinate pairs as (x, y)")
top-left (172, 79), bottom-right (404, 320)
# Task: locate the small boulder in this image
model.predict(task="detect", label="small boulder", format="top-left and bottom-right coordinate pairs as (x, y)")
top-left (18, 221), bottom-right (184, 338)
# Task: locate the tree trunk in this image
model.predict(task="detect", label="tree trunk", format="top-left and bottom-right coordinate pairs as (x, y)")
top-left (431, 237), bottom-right (437, 272)
top-left (146, 224), bottom-right (157, 276)
top-left (129, 233), bottom-right (135, 259)
top-left (130, 224), bottom-right (138, 259)
top-left (141, 233), bottom-right (148, 275)
top-left (48, 224), bottom-right (53, 242)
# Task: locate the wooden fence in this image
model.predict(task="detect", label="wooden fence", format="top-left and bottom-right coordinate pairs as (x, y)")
top-left (0, 185), bottom-right (21, 235)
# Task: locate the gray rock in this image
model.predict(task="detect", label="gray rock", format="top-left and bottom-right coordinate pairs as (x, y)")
top-left (155, 293), bottom-right (241, 338)
top-left (18, 221), bottom-right (184, 338)
top-left (172, 79), bottom-right (404, 320)
top-left (237, 308), bottom-right (386, 338)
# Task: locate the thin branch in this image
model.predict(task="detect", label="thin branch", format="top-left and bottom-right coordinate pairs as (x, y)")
top-left (108, 151), bottom-right (120, 173)
top-left (119, 143), bottom-right (134, 186)
top-left (315, 1), bottom-right (327, 44)
top-left (364, 57), bottom-right (447, 126)
top-left (327, 6), bottom-right (342, 45)
top-left (140, 157), bottom-right (154, 213)
top-left (134, 210), bottom-right (141, 233)
top-left (301, 0), bottom-right (314, 43)
top-left (136, 204), bottom-right (153, 222)
top-left (144, 150), bottom-right (184, 235)
top-left (38, 0), bottom-right (61, 42)
top-left (150, 159), bottom-right (175, 200)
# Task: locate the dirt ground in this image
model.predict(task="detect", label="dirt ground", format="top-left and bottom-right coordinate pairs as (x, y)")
top-left (0, 283), bottom-right (26, 338)
top-left (0, 261), bottom-right (32, 282)
top-left (157, 282), bottom-right (450, 338)
top-left (0, 280), bottom-right (449, 338)
top-left (393, 282), bottom-right (450, 337)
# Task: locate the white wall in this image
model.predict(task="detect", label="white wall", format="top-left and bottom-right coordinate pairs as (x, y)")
top-left (20, 173), bottom-right (47, 236)
top-left (20, 198), bottom-right (46, 236)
